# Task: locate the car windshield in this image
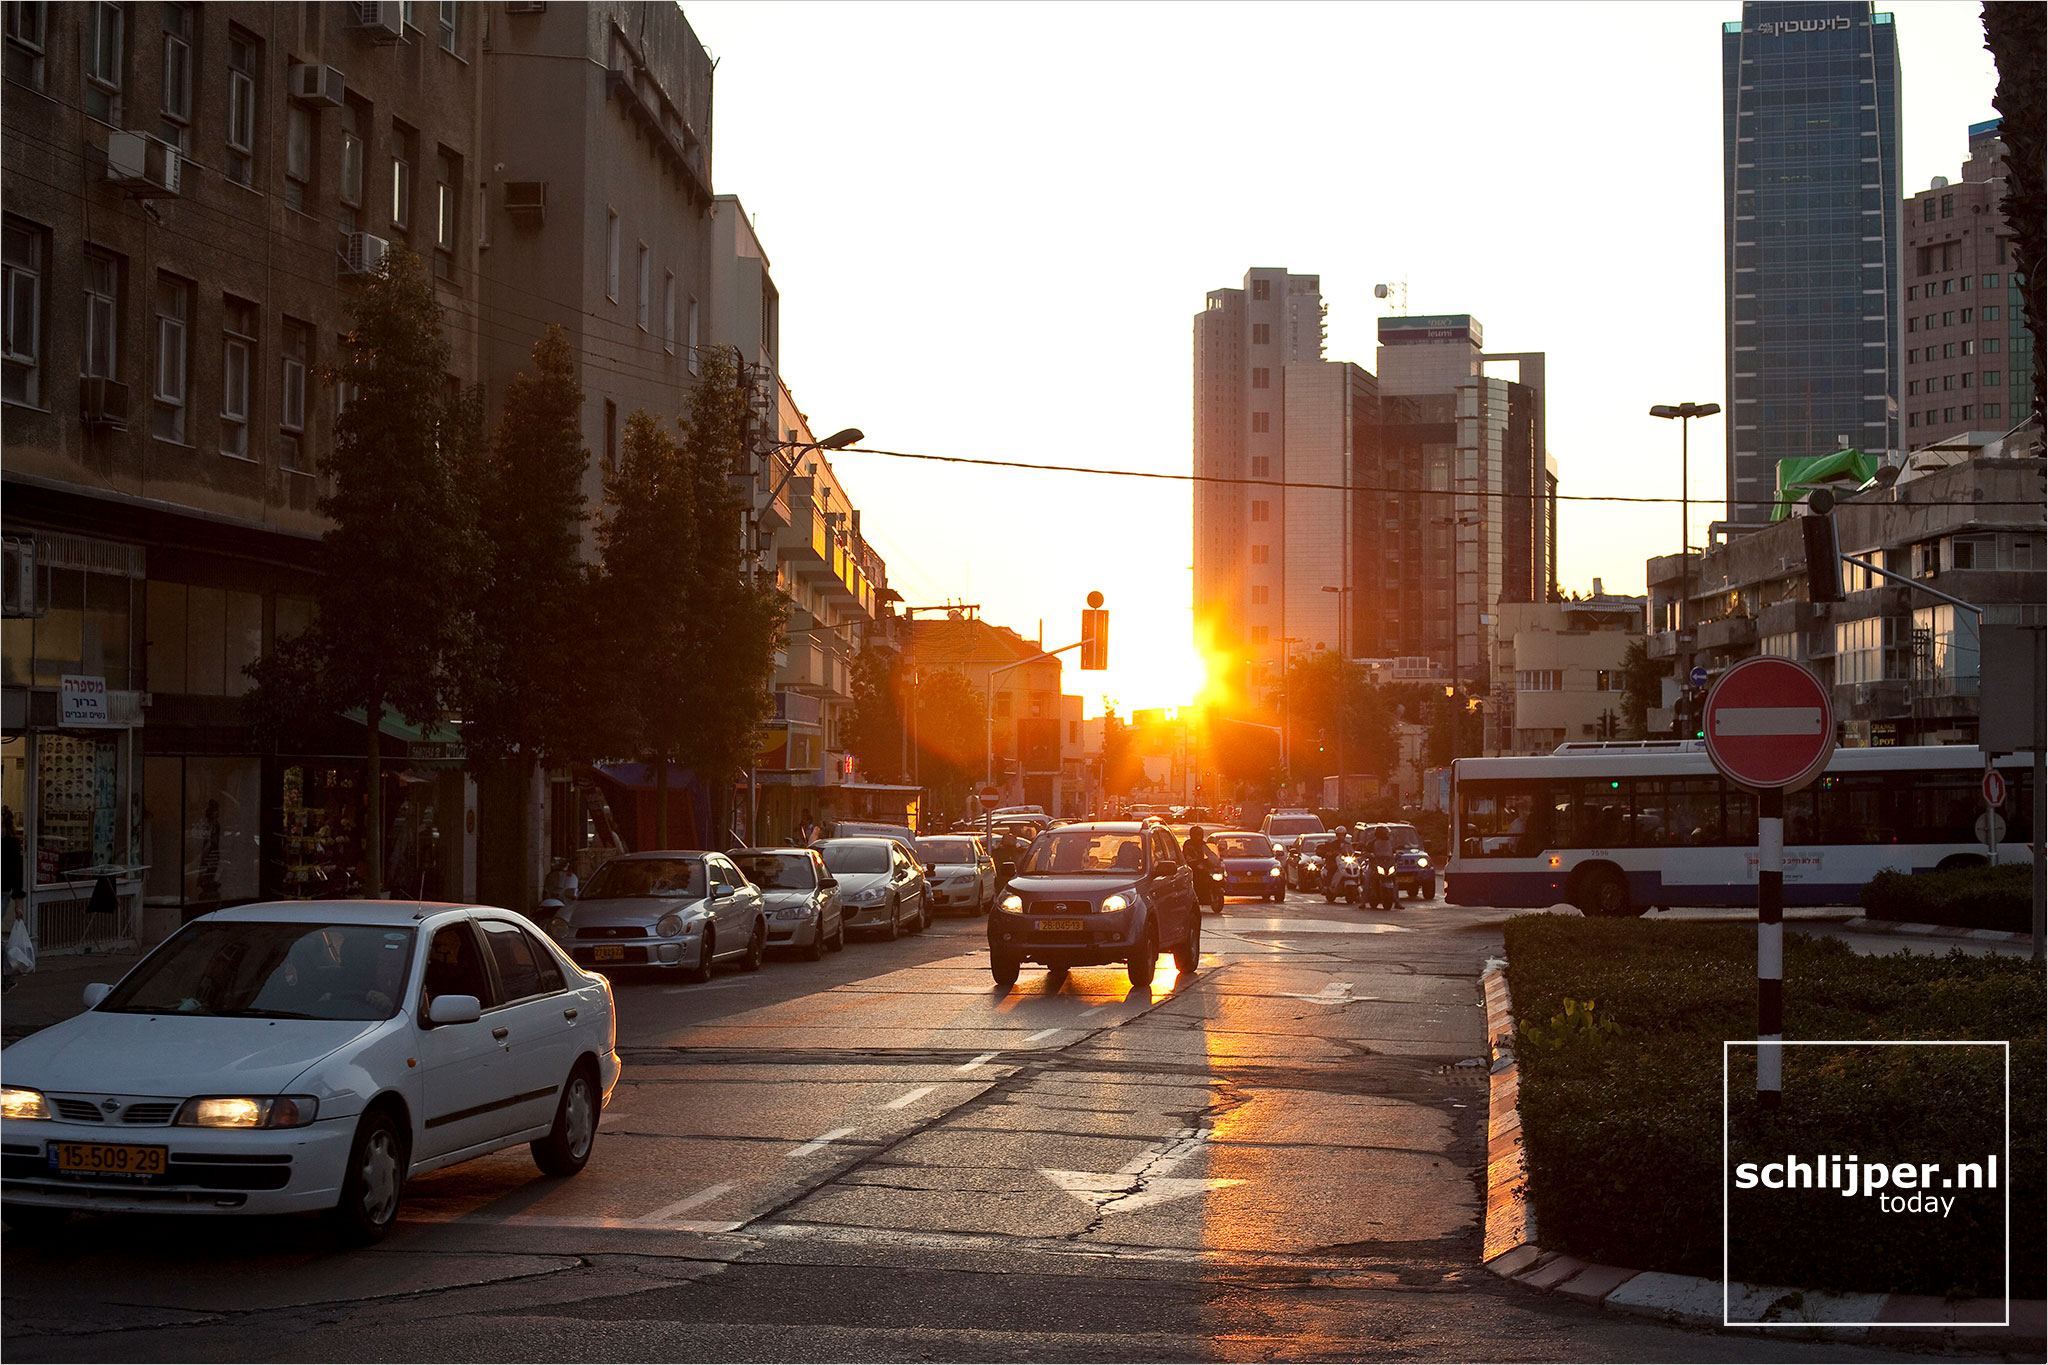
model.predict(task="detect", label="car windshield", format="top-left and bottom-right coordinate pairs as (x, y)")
top-left (817, 842), bottom-right (891, 875)
top-left (732, 853), bottom-right (815, 890)
top-left (1019, 831), bottom-right (1145, 876)
top-left (98, 921), bottom-right (417, 1021)
top-left (1299, 835), bottom-right (1335, 853)
top-left (916, 838), bottom-right (978, 864)
top-left (583, 858), bottom-right (705, 899)
top-left (1370, 825), bottom-right (1423, 848)
top-left (1266, 817), bottom-right (1321, 836)
top-left (1213, 835), bottom-right (1271, 859)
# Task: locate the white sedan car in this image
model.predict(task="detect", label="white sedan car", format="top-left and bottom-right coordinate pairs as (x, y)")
top-left (0, 901), bottom-right (620, 1244)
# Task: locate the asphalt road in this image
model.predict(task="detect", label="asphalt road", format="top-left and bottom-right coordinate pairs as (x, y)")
top-left (1, 889), bottom-right (1961, 1363)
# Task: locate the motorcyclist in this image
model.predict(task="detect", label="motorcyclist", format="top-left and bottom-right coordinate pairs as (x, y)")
top-left (1184, 826), bottom-right (1223, 914)
top-left (1323, 826), bottom-right (1353, 895)
top-left (1367, 824), bottom-right (1398, 906)
top-left (992, 826), bottom-right (1024, 891)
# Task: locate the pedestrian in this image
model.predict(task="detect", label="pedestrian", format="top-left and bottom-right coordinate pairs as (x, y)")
top-left (794, 812), bottom-right (820, 846)
top-left (2, 807), bottom-right (23, 993)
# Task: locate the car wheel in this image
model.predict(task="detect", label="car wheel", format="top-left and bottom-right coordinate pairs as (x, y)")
top-left (912, 897), bottom-right (929, 933)
top-left (1269, 890), bottom-right (1282, 903)
top-left (1173, 915), bottom-right (1201, 976)
top-left (686, 931), bottom-right (713, 983)
top-left (803, 918), bottom-right (827, 961)
top-left (883, 899), bottom-right (901, 940)
top-left (531, 1063), bottom-right (600, 1177)
top-left (1126, 921), bottom-right (1158, 988)
top-left (830, 916), bottom-right (847, 952)
top-left (329, 1106), bottom-right (407, 1246)
top-left (0, 1204), bottom-right (69, 1238)
top-left (741, 919), bottom-right (765, 972)
top-left (990, 951), bottom-right (1020, 987)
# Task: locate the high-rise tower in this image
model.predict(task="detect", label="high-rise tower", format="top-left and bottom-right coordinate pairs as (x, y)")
top-left (1722, 2), bottom-right (1902, 522)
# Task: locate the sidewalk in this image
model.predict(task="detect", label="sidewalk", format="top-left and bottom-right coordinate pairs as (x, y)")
top-left (3, 949), bottom-right (147, 1046)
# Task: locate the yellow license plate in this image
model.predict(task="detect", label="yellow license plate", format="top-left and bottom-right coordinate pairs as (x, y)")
top-left (593, 944), bottom-right (625, 962)
top-left (49, 1141), bottom-right (166, 1177)
top-left (1038, 918), bottom-right (1085, 932)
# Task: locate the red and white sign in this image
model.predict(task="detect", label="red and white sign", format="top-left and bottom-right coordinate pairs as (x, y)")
top-left (1703, 656), bottom-right (1835, 793)
top-left (1983, 767), bottom-right (2007, 808)
top-left (978, 786), bottom-right (1001, 802)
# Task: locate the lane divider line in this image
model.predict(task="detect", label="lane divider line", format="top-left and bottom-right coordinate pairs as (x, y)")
top-left (958, 1051), bottom-right (999, 1071)
top-left (788, 1127), bottom-right (856, 1158)
top-left (1023, 1027), bottom-right (1061, 1042)
top-left (882, 1085), bottom-right (935, 1110)
top-left (1077, 1004), bottom-right (1111, 1018)
top-left (637, 1181), bottom-right (736, 1224)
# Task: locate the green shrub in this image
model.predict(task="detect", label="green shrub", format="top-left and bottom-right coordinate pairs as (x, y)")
top-left (1860, 862), bottom-right (2032, 932)
top-left (1503, 916), bottom-right (2044, 1295)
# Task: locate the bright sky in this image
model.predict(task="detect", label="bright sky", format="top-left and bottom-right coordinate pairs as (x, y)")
top-left (685, 0), bottom-right (2002, 717)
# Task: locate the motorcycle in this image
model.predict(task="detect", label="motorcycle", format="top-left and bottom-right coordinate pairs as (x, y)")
top-left (1322, 853), bottom-right (1360, 904)
top-left (1197, 864), bottom-right (1224, 915)
top-left (1367, 857), bottom-right (1398, 911)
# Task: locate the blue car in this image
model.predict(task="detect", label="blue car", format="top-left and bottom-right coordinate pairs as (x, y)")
top-left (1208, 830), bottom-right (1287, 902)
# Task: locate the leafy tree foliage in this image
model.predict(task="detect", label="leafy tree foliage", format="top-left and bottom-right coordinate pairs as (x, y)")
top-left (243, 247), bottom-right (476, 897)
top-left (1984, 4), bottom-right (2044, 425)
top-left (908, 668), bottom-right (986, 822)
top-left (1098, 707), bottom-right (1144, 798)
top-left (845, 644), bottom-right (906, 784)
top-left (1618, 636), bottom-right (1670, 740)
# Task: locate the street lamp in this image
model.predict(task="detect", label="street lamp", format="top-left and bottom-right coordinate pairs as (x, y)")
top-left (1320, 585), bottom-right (1348, 809)
top-left (1649, 402), bottom-right (1722, 708)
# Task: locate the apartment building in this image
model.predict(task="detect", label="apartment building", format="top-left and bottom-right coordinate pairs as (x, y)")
top-left (1491, 586), bottom-right (1645, 755)
top-left (901, 615), bottom-right (1078, 815)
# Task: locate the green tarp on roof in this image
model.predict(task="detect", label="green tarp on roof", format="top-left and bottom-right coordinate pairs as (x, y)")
top-left (1772, 448), bottom-right (1881, 520)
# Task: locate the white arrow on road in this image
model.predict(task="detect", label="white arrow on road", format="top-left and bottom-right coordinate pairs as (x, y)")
top-left (1040, 1127), bottom-right (1243, 1214)
top-left (1283, 980), bottom-right (1355, 1004)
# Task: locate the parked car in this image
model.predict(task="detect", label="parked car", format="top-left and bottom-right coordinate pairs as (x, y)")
top-left (1285, 832), bottom-right (1339, 890)
top-left (1208, 830), bottom-right (1287, 902)
top-left (813, 837), bottom-right (928, 938)
top-left (1259, 809), bottom-right (1325, 855)
top-left (914, 834), bottom-right (996, 915)
top-left (987, 821), bottom-right (1201, 988)
top-left (0, 902), bottom-right (619, 1243)
top-left (1355, 823), bottom-right (1437, 899)
top-left (545, 851), bottom-right (767, 980)
top-left (728, 847), bottom-right (845, 959)
top-left (826, 820), bottom-right (916, 845)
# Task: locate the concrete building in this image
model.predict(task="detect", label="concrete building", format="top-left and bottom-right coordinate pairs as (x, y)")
top-left (1491, 585), bottom-right (1646, 755)
top-left (1722, 2), bottom-right (1903, 522)
top-left (3, 1), bottom-right (488, 948)
top-left (1901, 120), bottom-right (2036, 448)
top-left (1646, 428), bottom-right (2044, 746)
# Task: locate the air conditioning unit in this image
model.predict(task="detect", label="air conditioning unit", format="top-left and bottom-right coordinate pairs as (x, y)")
top-left (342, 232), bottom-right (391, 277)
top-left (346, 1), bottom-right (403, 41)
top-left (105, 131), bottom-right (181, 197)
top-left (287, 63), bottom-right (346, 108)
top-left (79, 376), bottom-right (130, 429)
top-left (1, 537), bottom-right (36, 618)
top-left (503, 180), bottom-right (547, 219)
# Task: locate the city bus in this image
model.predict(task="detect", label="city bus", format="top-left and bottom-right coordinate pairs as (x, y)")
top-left (1446, 743), bottom-right (2035, 916)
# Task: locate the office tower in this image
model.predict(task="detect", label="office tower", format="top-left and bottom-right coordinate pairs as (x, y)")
top-left (1723, 2), bottom-right (1902, 522)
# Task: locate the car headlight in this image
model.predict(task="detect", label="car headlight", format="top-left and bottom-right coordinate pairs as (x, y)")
top-left (175, 1095), bottom-right (319, 1129)
top-left (545, 916), bottom-right (571, 942)
top-left (853, 887), bottom-right (886, 906)
top-left (1100, 894), bottom-right (1129, 914)
top-left (2, 1086), bottom-right (49, 1121)
top-left (1266, 867), bottom-right (1281, 877)
top-left (1414, 856), bottom-right (1429, 868)
top-left (998, 893), bottom-right (1024, 914)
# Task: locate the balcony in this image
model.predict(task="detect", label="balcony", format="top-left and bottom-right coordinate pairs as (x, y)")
top-left (1694, 616), bottom-right (1757, 651)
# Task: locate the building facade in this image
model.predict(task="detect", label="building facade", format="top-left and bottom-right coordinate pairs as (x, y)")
top-left (901, 615), bottom-right (1077, 816)
top-left (1722, 2), bottom-right (1903, 523)
top-left (1491, 587), bottom-right (1645, 755)
top-left (1900, 119), bottom-right (2036, 448)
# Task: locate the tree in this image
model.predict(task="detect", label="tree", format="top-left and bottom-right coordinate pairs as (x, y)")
top-left (1099, 706), bottom-right (1143, 798)
top-left (1984, 4), bottom-right (2045, 425)
top-left (1618, 636), bottom-right (1669, 740)
top-left (909, 668), bottom-right (985, 822)
top-left (844, 644), bottom-right (905, 784)
top-left (243, 246), bottom-right (477, 898)
top-left (461, 325), bottom-right (593, 908)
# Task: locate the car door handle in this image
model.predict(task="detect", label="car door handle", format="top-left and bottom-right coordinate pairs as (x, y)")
top-left (563, 1007), bottom-right (579, 1021)
top-left (491, 1026), bottom-right (510, 1041)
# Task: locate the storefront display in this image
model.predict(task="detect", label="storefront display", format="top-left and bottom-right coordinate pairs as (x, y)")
top-left (36, 732), bottom-right (120, 880)
top-left (279, 763), bottom-right (365, 900)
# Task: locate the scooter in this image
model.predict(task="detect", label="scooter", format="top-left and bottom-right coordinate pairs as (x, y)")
top-left (1367, 857), bottom-right (1398, 911)
top-left (1322, 853), bottom-right (1360, 904)
top-left (1198, 865), bottom-right (1225, 915)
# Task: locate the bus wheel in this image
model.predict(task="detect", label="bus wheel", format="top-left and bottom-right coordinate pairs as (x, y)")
top-left (1581, 867), bottom-right (1636, 918)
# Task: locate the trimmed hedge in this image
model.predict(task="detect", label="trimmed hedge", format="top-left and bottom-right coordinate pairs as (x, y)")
top-left (1503, 916), bottom-right (2044, 1296)
top-left (1860, 862), bottom-right (2032, 932)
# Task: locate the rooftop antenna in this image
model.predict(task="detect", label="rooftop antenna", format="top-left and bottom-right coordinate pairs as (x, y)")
top-left (1373, 278), bottom-right (1410, 316)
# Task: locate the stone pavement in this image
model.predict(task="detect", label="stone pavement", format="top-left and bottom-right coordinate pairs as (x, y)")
top-left (3, 948), bottom-right (146, 1046)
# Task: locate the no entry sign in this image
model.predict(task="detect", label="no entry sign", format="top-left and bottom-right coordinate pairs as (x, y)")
top-left (1703, 656), bottom-right (1836, 793)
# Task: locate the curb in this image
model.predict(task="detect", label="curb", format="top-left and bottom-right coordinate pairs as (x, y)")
top-left (1477, 964), bottom-right (2044, 1350)
top-left (1841, 916), bottom-right (2031, 944)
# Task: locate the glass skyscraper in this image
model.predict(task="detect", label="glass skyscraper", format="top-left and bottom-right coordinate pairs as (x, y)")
top-left (1722, 2), bottom-right (1902, 524)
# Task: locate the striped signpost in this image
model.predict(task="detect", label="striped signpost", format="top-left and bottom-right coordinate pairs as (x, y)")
top-left (1702, 656), bottom-right (1836, 1109)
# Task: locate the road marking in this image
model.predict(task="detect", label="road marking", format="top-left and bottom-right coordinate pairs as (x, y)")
top-left (1077, 1004), bottom-right (1112, 1018)
top-left (1284, 980), bottom-right (1356, 1004)
top-left (1023, 1027), bottom-right (1061, 1042)
top-left (957, 1051), bottom-right (999, 1071)
top-left (661, 981), bottom-right (748, 994)
top-left (1042, 1127), bottom-right (1243, 1213)
top-left (637, 1181), bottom-right (736, 1224)
top-left (788, 1127), bottom-right (856, 1157)
top-left (882, 1085), bottom-right (934, 1110)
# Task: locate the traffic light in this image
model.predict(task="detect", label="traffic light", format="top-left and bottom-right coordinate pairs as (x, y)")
top-left (1079, 592), bottom-right (1108, 670)
top-left (1802, 493), bottom-right (1844, 603)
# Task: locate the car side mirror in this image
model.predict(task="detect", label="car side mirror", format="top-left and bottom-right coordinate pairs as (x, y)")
top-left (428, 994), bottom-right (482, 1025)
top-left (82, 982), bottom-right (111, 1009)
top-left (819, 875), bottom-right (838, 890)
top-left (1155, 859), bottom-right (1179, 875)
top-left (711, 882), bottom-right (731, 900)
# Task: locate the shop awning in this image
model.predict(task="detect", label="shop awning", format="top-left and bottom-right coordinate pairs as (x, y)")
top-left (833, 781), bottom-right (923, 794)
top-left (339, 708), bottom-right (464, 759)
top-left (593, 761), bottom-right (701, 790)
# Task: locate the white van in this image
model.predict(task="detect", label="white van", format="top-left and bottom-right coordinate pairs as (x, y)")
top-left (1259, 810), bottom-right (1325, 849)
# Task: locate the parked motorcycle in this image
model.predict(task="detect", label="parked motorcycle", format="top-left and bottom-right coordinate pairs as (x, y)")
top-left (1322, 853), bottom-right (1360, 904)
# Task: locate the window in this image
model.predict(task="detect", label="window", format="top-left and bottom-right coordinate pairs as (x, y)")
top-left (437, 0), bottom-right (456, 52)
top-left (662, 272), bottom-right (676, 353)
top-left (1959, 275), bottom-right (1971, 292)
top-left (1960, 405), bottom-right (1972, 420)
top-left (3, 216), bottom-right (43, 404)
top-left (389, 123), bottom-right (414, 230)
top-left (1907, 381), bottom-right (1918, 396)
top-left (433, 148), bottom-right (457, 273)
top-left (1940, 375), bottom-right (1952, 392)
top-left (1250, 411), bottom-right (1269, 433)
top-left (1943, 407), bottom-right (1956, 423)
top-left (1984, 371), bottom-right (2001, 387)
top-left (338, 101), bottom-right (365, 226)
top-left (604, 209), bottom-right (620, 300)
top-left (686, 295), bottom-right (699, 374)
top-left (1907, 318), bottom-right (1917, 334)
top-left (1906, 286), bottom-right (1916, 301)
top-left (635, 243), bottom-right (648, 330)
top-left (1984, 338), bottom-right (2001, 353)
top-left (1250, 625), bottom-right (1269, 644)
top-left (1252, 279), bottom-right (1269, 301)
top-left (82, 249), bottom-right (119, 379)
top-left (480, 920), bottom-right (550, 1002)
top-left (1940, 194), bottom-right (1953, 218)
top-left (1960, 372), bottom-right (1972, 389)
top-left (225, 30), bottom-right (256, 186)
top-left (1907, 349), bottom-right (1916, 363)
top-left (1982, 275), bottom-right (1998, 289)
top-left (280, 317), bottom-right (310, 469)
top-left (5, 1), bottom-right (46, 88)
top-left (1251, 367), bottom-right (1269, 389)
top-left (1908, 412), bottom-right (1918, 428)
top-left (1962, 340), bottom-right (1974, 356)
top-left (1516, 670), bottom-right (1562, 692)
top-left (1985, 306), bottom-right (2000, 321)
top-left (1250, 545), bottom-right (1269, 564)
top-left (1251, 323), bottom-right (1270, 344)
top-left (1943, 312), bottom-right (1955, 327)
top-left (1250, 500), bottom-right (1269, 522)
top-left (1250, 585), bottom-right (1268, 604)
top-left (1942, 279), bottom-right (1954, 295)
top-left (603, 398), bottom-right (617, 468)
top-left (1984, 403), bottom-right (2000, 419)
top-left (1943, 343), bottom-right (1955, 359)
top-left (1961, 308), bottom-right (1973, 324)
top-left (152, 274), bottom-right (190, 441)
top-left (1250, 455), bottom-right (1270, 477)
top-left (221, 296), bottom-right (256, 457)
top-left (159, 4), bottom-right (191, 149)
top-left (284, 103), bottom-right (313, 211)
top-left (1594, 670), bottom-right (1625, 691)
top-left (84, 0), bottom-right (121, 120)
top-left (1921, 198), bottom-right (1935, 223)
